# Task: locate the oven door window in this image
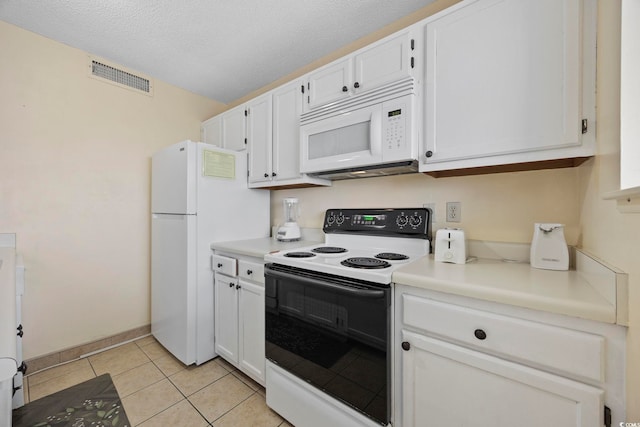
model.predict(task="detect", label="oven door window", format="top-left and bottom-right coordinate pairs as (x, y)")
top-left (265, 265), bottom-right (390, 425)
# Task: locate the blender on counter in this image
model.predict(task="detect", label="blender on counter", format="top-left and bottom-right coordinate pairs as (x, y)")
top-left (276, 198), bottom-right (301, 241)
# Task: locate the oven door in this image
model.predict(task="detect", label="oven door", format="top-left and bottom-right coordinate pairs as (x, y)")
top-left (264, 263), bottom-right (391, 425)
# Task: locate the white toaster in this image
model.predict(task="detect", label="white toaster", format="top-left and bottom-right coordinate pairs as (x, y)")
top-left (434, 228), bottom-right (467, 264)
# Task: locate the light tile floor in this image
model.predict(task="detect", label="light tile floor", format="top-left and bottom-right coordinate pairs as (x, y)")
top-left (22, 336), bottom-right (294, 426)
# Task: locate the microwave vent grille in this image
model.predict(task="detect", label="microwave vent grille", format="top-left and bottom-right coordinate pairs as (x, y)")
top-left (301, 77), bottom-right (416, 125)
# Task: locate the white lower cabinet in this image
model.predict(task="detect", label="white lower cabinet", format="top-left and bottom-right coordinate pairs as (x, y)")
top-left (214, 256), bottom-right (266, 385)
top-left (401, 330), bottom-right (602, 427)
top-left (394, 285), bottom-right (626, 427)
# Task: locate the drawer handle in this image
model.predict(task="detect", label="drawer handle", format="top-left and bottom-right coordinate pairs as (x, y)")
top-left (236, 284), bottom-right (242, 290)
top-left (228, 283), bottom-right (234, 288)
top-left (17, 330), bottom-right (24, 338)
top-left (246, 269), bottom-right (253, 275)
top-left (217, 263), bottom-right (223, 268)
top-left (474, 329), bottom-right (487, 340)
top-left (401, 341), bottom-right (411, 351)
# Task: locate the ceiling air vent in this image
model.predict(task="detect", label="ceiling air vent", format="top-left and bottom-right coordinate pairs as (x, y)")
top-left (89, 58), bottom-right (153, 96)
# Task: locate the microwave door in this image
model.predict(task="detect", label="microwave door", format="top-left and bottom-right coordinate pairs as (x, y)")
top-left (300, 104), bottom-right (383, 174)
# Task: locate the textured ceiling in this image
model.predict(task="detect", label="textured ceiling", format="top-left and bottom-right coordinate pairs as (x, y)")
top-left (0, 0), bottom-right (435, 103)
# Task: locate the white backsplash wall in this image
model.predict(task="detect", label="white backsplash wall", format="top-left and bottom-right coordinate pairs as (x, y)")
top-left (271, 166), bottom-right (582, 245)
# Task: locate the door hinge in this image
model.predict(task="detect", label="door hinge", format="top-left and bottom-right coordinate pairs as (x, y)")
top-left (411, 39), bottom-right (415, 50)
top-left (301, 85), bottom-right (305, 94)
top-left (411, 57), bottom-right (415, 69)
top-left (582, 119), bottom-right (588, 134)
top-left (604, 406), bottom-right (611, 427)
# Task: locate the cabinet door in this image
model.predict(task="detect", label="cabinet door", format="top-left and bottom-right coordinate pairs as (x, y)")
top-left (306, 58), bottom-right (351, 110)
top-left (400, 330), bottom-right (603, 427)
top-left (422, 0), bottom-right (584, 166)
top-left (247, 94), bottom-right (273, 184)
top-left (272, 81), bottom-right (303, 182)
top-left (201, 115), bottom-right (222, 147)
top-left (353, 32), bottom-right (413, 94)
top-left (214, 273), bottom-right (238, 364)
top-left (238, 280), bottom-right (265, 383)
top-left (221, 105), bottom-right (246, 151)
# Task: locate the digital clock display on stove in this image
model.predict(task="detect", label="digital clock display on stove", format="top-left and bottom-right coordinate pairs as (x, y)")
top-left (352, 214), bottom-right (386, 226)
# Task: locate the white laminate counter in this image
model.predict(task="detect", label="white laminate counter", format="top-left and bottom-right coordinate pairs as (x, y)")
top-left (211, 237), bottom-right (323, 259)
top-left (393, 248), bottom-right (628, 325)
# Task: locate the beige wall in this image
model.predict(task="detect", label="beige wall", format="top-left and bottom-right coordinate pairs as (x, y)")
top-left (0, 21), bottom-right (223, 359)
top-left (271, 169), bottom-right (581, 244)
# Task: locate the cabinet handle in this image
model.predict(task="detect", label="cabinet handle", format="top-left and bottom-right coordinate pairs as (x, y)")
top-left (17, 362), bottom-right (27, 375)
top-left (474, 329), bottom-right (487, 340)
top-left (425, 150), bottom-right (433, 158)
top-left (401, 341), bottom-right (411, 351)
top-left (229, 282), bottom-right (234, 288)
top-left (217, 263), bottom-right (223, 268)
top-left (236, 284), bottom-right (242, 290)
top-left (264, 173), bottom-right (269, 178)
top-left (17, 330), bottom-right (24, 338)
top-left (354, 82), bottom-right (360, 89)
top-left (272, 172), bottom-right (277, 177)
top-left (247, 269), bottom-right (253, 275)
top-left (342, 86), bottom-right (348, 92)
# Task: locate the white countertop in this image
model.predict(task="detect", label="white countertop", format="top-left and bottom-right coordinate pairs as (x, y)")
top-left (0, 247), bottom-right (17, 381)
top-left (211, 236), bottom-right (323, 259)
top-left (393, 252), bottom-right (623, 325)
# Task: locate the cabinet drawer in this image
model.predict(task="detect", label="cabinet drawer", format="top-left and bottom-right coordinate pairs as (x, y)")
top-left (402, 294), bottom-right (605, 382)
top-left (238, 260), bottom-right (264, 284)
top-left (212, 254), bottom-right (237, 277)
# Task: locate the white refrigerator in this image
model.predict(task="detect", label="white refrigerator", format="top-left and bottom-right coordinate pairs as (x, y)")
top-left (151, 140), bottom-right (270, 365)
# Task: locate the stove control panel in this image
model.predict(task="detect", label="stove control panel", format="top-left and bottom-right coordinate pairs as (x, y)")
top-left (323, 208), bottom-right (431, 238)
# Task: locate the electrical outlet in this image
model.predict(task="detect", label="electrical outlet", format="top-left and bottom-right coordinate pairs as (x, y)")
top-left (446, 202), bottom-right (461, 222)
top-left (423, 203), bottom-right (436, 223)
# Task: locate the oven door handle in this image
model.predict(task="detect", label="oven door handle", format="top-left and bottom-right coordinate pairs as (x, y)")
top-left (265, 268), bottom-right (387, 299)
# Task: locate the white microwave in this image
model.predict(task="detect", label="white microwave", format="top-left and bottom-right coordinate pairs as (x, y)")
top-left (300, 87), bottom-right (418, 180)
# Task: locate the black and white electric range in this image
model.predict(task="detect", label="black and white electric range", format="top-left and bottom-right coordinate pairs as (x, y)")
top-left (264, 208), bottom-right (431, 427)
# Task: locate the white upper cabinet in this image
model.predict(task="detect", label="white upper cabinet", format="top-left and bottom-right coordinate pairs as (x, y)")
top-left (353, 32), bottom-right (414, 93)
top-left (272, 81), bottom-right (304, 182)
top-left (305, 31), bottom-right (415, 111)
top-left (247, 93), bottom-right (274, 184)
top-left (221, 105), bottom-right (247, 151)
top-left (200, 115), bottom-right (222, 147)
top-left (248, 80), bottom-right (331, 189)
top-left (306, 58), bottom-right (351, 110)
top-left (420, 0), bottom-right (596, 175)
top-left (200, 107), bottom-right (245, 151)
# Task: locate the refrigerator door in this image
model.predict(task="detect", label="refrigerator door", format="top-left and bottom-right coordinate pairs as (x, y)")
top-left (151, 213), bottom-right (197, 365)
top-left (151, 140), bottom-right (196, 215)
top-left (193, 143), bottom-right (269, 363)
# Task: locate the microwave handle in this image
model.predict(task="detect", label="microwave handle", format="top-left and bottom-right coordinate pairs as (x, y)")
top-left (370, 107), bottom-right (382, 157)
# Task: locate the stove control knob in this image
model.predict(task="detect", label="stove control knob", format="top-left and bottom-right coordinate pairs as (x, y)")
top-left (409, 215), bottom-right (423, 227)
top-left (336, 213), bottom-right (345, 225)
top-left (396, 215), bottom-right (409, 227)
top-left (327, 214), bottom-right (335, 225)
